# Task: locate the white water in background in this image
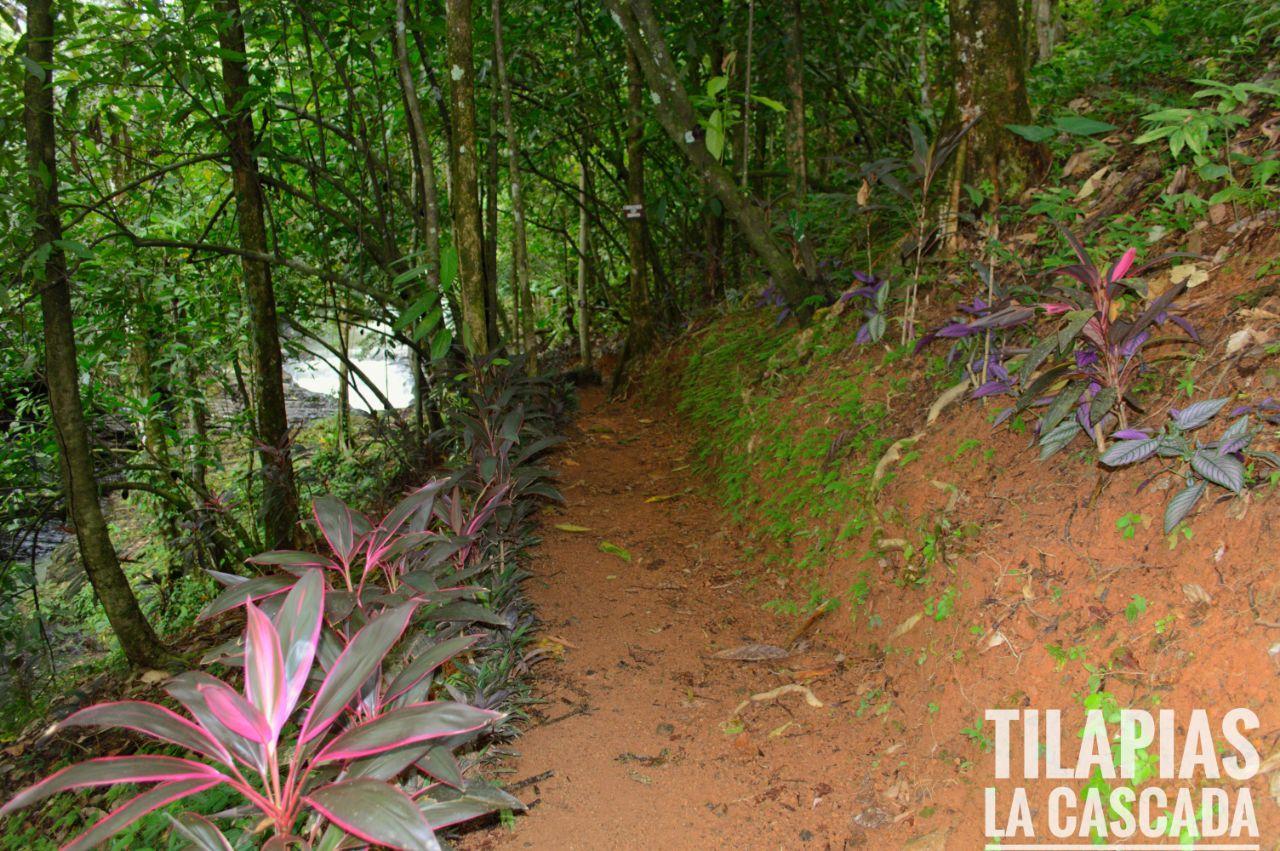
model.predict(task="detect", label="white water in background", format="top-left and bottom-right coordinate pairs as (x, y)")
top-left (285, 344), bottom-right (415, 412)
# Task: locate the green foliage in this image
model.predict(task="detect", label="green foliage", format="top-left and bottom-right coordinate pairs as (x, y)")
top-left (675, 312), bottom-right (887, 578)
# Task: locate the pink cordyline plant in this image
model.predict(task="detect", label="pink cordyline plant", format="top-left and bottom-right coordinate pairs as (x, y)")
top-left (1, 570), bottom-right (503, 850)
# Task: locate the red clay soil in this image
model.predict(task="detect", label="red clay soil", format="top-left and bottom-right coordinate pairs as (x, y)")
top-left (470, 370), bottom-right (1280, 849)
top-left (467, 386), bottom-right (955, 849)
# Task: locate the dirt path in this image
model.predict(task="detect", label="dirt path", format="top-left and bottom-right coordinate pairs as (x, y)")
top-left (468, 387), bottom-right (928, 850)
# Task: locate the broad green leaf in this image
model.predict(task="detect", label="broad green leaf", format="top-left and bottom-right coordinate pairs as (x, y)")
top-left (1053, 115), bottom-right (1116, 136)
top-left (1005, 124), bottom-right (1055, 143)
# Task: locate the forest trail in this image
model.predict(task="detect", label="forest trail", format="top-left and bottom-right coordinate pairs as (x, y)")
top-left (468, 387), bottom-right (937, 850)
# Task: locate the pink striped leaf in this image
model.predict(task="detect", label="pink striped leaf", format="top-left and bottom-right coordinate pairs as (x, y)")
top-left (199, 572), bottom-right (295, 621)
top-left (243, 602), bottom-right (287, 734)
top-left (60, 701), bottom-right (231, 765)
top-left (167, 812), bottom-right (235, 851)
top-left (1, 756), bottom-right (222, 816)
top-left (61, 778), bottom-right (221, 851)
top-left (305, 779), bottom-right (441, 851)
top-left (300, 603), bottom-right (416, 744)
top-left (274, 568), bottom-right (324, 724)
top-left (166, 671), bottom-right (264, 771)
top-left (383, 633), bottom-right (481, 706)
top-left (313, 495), bottom-right (370, 568)
top-left (313, 701), bottom-right (499, 764)
top-left (199, 681), bottom-right (273, 746)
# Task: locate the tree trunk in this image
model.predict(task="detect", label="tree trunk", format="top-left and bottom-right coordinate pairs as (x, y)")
top-left (739, 0), bottom-right (754, 191)
top-left (1034, 0), bottom-right (1058, 63)
top-left (492, 0), bottom-right (537, 371)
top-left (606, 0), bottom-right (811, 318)
top-left (336, 316), bottom-right (351, 453)
top-left (948, 0), bottom-right (1046, 201)
top-left (444, 0), bottom-right (490, 354)
top-left (783, 0), bottom-right (807, 198)
top-left (576, 158), bottom-right (592, 369)
top-left (394, 0), bottom-right (444, 313)
top-left (702, 2), bottom-right (726, 302)
top-left (611, 44), bottom-right (653, 391)
top-left (216, 0), bottom-right (299, 550)
top-left (23, 0), bottom-right (169, 668)
top-left (918, 0), bottom-right (931, 111)
top-left (484, 57), bottom-right (502, 346)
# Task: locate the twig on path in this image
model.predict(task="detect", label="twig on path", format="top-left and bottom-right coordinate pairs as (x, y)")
top-left (507, 770), bottom-right (556, 792)
top-left (531, 703), bottom-right (591, 729)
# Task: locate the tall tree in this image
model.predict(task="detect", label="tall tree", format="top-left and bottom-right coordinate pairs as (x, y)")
top-left (948, 0), bottom-right (1046, 200)
top-left (445, 0), bottom-right (490, 354)
top-left (491, 0), bottom-right (536, 370)
top-left (702, 1), bottom-right (726, 302)
top-left (611, 44), bottom-right (653, 390)
top-left (23, 0), bottom-right (169, 667)
top-left (216, 0), bottom-right (299, 549)
top-left (784, 0), bottom-right (808, 197)
top-left (1033, 0), bottom-right (1060, 63)
top-left (605, 0), bottom-right (811, 316)
top-left (576, 158), bottom-right (592, 369)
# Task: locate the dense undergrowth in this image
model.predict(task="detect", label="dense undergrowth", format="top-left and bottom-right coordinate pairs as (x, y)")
top-left (0, 357), bottom-right (567, 849)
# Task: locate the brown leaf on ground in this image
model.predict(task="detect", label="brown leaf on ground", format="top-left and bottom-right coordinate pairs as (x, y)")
top-left (710, 643), bottom-right (790, 661)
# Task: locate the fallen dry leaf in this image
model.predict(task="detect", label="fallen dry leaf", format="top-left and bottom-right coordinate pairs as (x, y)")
top-left (555, 523), bottom-right (591, 533)
top-left (1170, 263), bottom-right (1209, 288)
top-left (733, 683), bottom-right (824, 717)
top-left (890, 612), bottom-right (923, 640)
top-left (710, 643), bottom-right (790, 661)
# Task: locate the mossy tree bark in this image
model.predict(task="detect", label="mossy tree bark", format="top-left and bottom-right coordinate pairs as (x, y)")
top-left (445, 0), bottom-right (491, 355)
top-left (784, 0), bottom-right (808, 198)
top-left (948, 0), bottom-right (1046, 201)
top-left (23, 0), bottom-right (170, 667)
top-left (216, 0), bottom-right (299, 549)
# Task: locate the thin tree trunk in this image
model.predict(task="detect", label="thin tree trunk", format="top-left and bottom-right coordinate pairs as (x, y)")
top-left (444, 0), bottom-right (490, 354)
top-left (739, 0), bottom-right (754, 191)
top-left (216, 0), bottom-right (299, 549)
top-left (611, 44), bottom-right (653, 391)
top-left (23, 0), bottom-right (169, 668)
top-left (783, 0), bottom-right (807, 198)
top-left (394, 0), bottom-right (444, 307)
top-left (484, 53), bottom-right (501, 345)
top-left (576, 158), bottom-right (592, 369)
top-left (703, 2), bottom-right (725, 301)
top-left (606, 0), bottom-right (811, 317)
top-left (1034, 0), bottom-right (1058, 63)
top-left (336, 316), bottom-right (351, 453)
top-left (918, 0), bottom-right (931, 111)
top-left (492, 0), bottom-right (537, 371)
